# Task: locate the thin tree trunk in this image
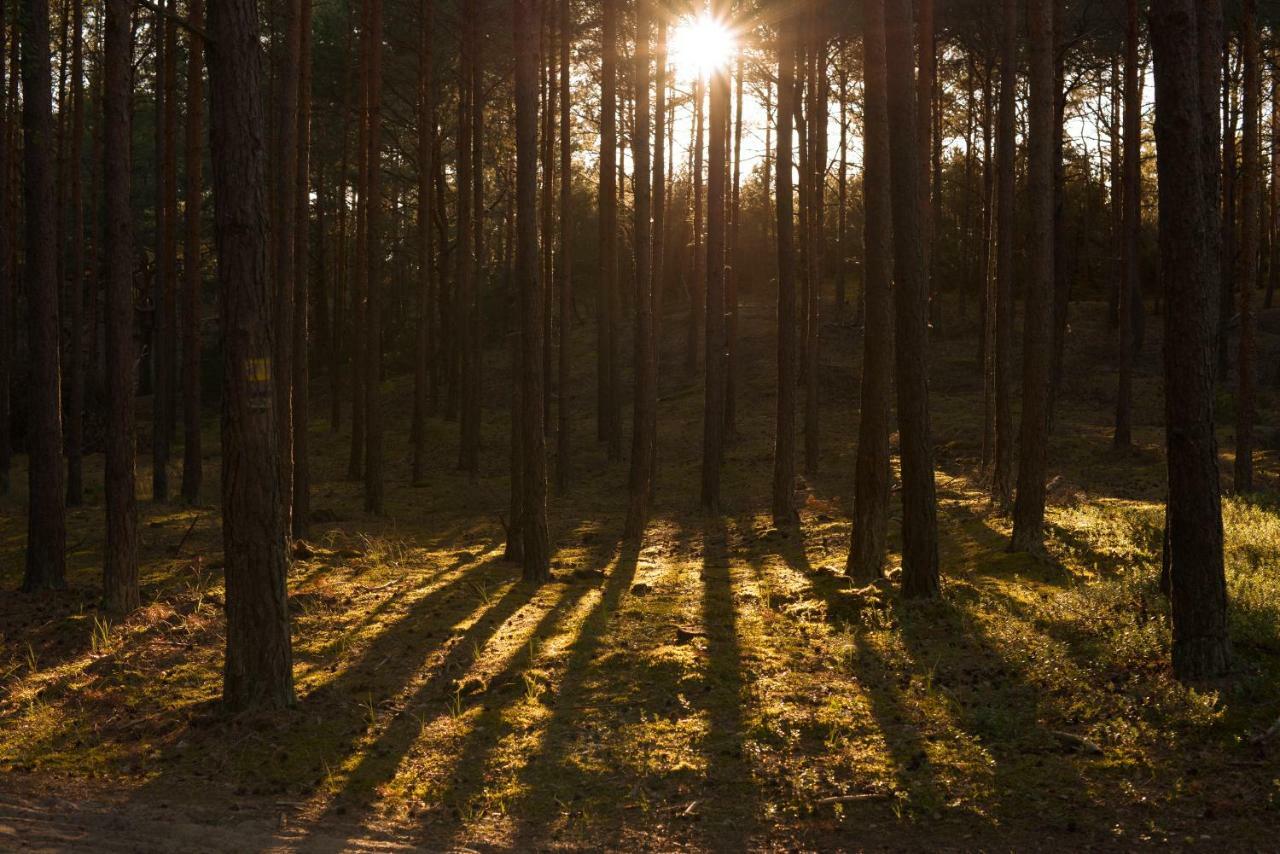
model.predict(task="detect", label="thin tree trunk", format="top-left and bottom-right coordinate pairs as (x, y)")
top-left (292, 0), bottom-right (312, 534)
top-left (1236, 0), bottom-right (1259, 493)
top-left (625, 0), bottom-right (654, 539)
top-left (772, 17), bottom-right (798, 528)
top-left (364, 0), bottom-right (384, 511)
top-left (885, 0), bottom-right (939, 598)
top-left (103, 0), bottom-right (138, 613)
top-left (0, 0), bottom-right (10, 496)
top-left (1114, 0), bottom-right (1139, 449)
top-left (151, 3), bottom-right (173, 503)
top-left (992, 0), bottom-right (1016, 510)
top-left (207, 0), bottom-right (295, 710)
top-left (64, 0), bottom-right (85, 506)
top-left (848, 0), bottom-right (892, 582)
top-left (1150, 0), bottom-right (1231, 682)
top-left (980, 55), bottom-right (995, 468)
top-left (701, 22), bottom-right (728, 510)
top-left (412, 0), bottom-right (434, 485)
top-left (181, 0), bottom-right (205, 503)
top-left (724, 57), bottom-right (743, 437)
top-left (19, 0), bottom-right (67, 592)
top-left (541, 12), bottom-right (556, 436)
top-left (515, 0), bottom-right (549, 581)
top-left (555, 0), bottom-right (572, 492)
top-left (917, 0), bottom-right (936, 332)
top-left (687, 75), bottom-right (704, 376)
top-left (598, 0), bottom-right (620, 459)
top-left (836, 55), bottom-right (848, 310)
top-left (347, 0), bottom-right (369, 479)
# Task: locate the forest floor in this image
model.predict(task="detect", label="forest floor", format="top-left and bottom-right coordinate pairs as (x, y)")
top-left (2, 296), bottom-right (1280, 852)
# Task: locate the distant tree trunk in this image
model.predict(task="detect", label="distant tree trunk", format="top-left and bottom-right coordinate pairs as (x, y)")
top-left (1235, 0), bottom-right (1259, 493)
top-left (652, 18), bottom-right (666, 447)
top-left (103, 0), bottom-right (137, 613)
top-left (514, 0), bottom-right (549, 581)
top-left (332, 22), bottom-right (355, 434)
top-left (885, 0), bottom-right (939, 598)
top-left (363, 0), bottom-right (384, 511)
top-left (772, 19), bottom-right (798, 528)
top-left (181, 0), bottom-right (205, 504)
top-left (1149, 0), bottom-right (1231, 682)
top-left (207, 0), bottom-right (295, 710)
top-left (64, 0), bottom-right (85, 506)
top-left (992, 0), bottom-right (1016, 510)
top-left (505, 178), bottom-right (522, 562)
top-left (687, 75), bottom-right (704, 376)
top-left (1048, 11), bottom-right (1069, 428)
top-left (836, 55), bottom-right (848, 310)
top-left (724, 57), bottom-right (743, 437)
top-left (1108, 56), bottom-right (1122, 330)
top-left (1010, 0), bottom-right (1055, 554)
top-left (625, 0), bottom-right (654, 539)
top-left (804, 32), bottom-right (825, 478)
top-left (347, 0), bottom-right (369, 479)
top-left (598, 0), bottom-right (620, 459)
top-left (19, 0), bottom-right (67, 592)
top-left (1114, 0), bottom-right (1139, 449)
top-left (848, 0), bottom-right (892, 582)
top-left (151, 3), bottom-right (174, 503)
top-left (1268, 50), bottom-right (1279, 311)
top-left (273, 0), bottom-right (300, 526)
top-left (412, 0), bottom-right (434, 485)
top-left (292, 0), bottom-right (312, 534)
top-left (1218, 44), bottom-right (1236, 380)
top-left (701, 23), bottom-right (729, 511)
top-left (555, 0), bottom-right (572, 493)
top-left (917, 0), bottom-right (937, 333)
top-left (541, 12), bottom-right (556, 436)
top-left (0, 0), bottom-right (10, 496)
top-left (980, 55), bottom-right (995, 469)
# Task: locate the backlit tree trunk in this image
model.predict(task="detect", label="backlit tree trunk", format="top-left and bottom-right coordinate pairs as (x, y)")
top-left (701, 12), bottom-right (728, 511)
top-left (292, 0), bottom-right (313, 534)
top-left (181, 0), bottom-right (205, 504)
top-left (771, 18), bottom-right (798, 528)
top-left (65, 0), bottom-right (86, 506)
top-left (555, 0), bottom-right (572, 492)
top-left (0, 0), bottom-right (10, 496)
top-left (1235, 0), bottom-right (1258, 493)
top-left (274, 0), bottom-right (300, 525)
top-left (412, 0), bottom-right (434, 485)
top-left (364, 0), bottom-right (384, 511)
top-left (992, 0), bottom-right (1017, 510)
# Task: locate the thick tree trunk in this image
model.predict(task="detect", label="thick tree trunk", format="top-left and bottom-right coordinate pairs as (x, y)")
top-left (1149, 0), bottom-right (1231, 682)
top-left (625, 0), bottom-right (654, 539)
top-left (1114, 0), bottom-right (1139, 449)
top-left (772, 21), bottom-right (798, 528)
top-left (292, 0), bottom-right (312, 534)
top-left (64, 0), bottom-right (85, 506)
top-left (1010, 0), bottom-right (1055, 554)
top-left (0, 0), bottom-right (10, 496)
top-left (103, 0), bottom-right (138, 614)
top-left (181, 0), bottom-right (205, 503)
top-left (514, 0), bottom-right (550, 581)
top-left (207, 0), bottom-right (295, 710)
top-left (555, 0), bottom-right (572, 492)
top-left (1235, 0), bottom-right (1259, 493)
top-left (847, 0), bottom-right (892, 583)
top-left (1218, 45), bottom-right (1236, 380)
top-left (885, 0), bottom-right (939, 598)
top-left (19, 0), bottom-right (67, 592)
top-left (992, 0), bottom-right (1016, 510)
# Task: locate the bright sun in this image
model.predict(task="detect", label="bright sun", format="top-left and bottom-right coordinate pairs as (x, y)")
top-left (669, 13), bottom-right (736, 82)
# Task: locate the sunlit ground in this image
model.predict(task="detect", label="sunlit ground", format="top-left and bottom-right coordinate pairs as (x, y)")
top-left (1, 296), bottom-right (1278, 849)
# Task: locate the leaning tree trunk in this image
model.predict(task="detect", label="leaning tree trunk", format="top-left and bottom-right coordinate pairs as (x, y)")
top-left (1235, 0), bottom-right (1259, 494)
top-left (207, 0), bottom-right (295, 710)
top-left (771, 18), bottom-right (798, 528)
top-left (992, 0), bottom-right (1016, 510)
top-left (181, 0), bottom-right (205, 503)
top-left (848, 0), bottom-right (893, 583)
top-left (885, 0), bottom-right (939, 598)
top-left (1010, 0), bottom-right (1056, 554)
top-left (514, 0), bottom-right (550, 582)
top-left (1150, 0), bottom-right (1231, 682)
top-left (19, 0), bottom-right (67, 592)
top-left (102, 0), bottom-right (138, 614)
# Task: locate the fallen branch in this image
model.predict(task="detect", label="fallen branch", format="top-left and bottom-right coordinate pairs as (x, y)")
top-left (1250, 714), bottom-right (1280, 745)
top-left (1050, 729), bottom-right (1103, 755)
top-left (816, 792), bottom-right (895, 805)
top-left (173, 514), bottom-right (200, 556)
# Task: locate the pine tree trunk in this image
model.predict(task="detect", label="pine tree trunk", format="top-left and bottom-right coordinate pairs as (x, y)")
top-left (19, 0), bottom-right (67, 592)
top-left (1149, 0), bottom-right (1231, 682)
top-left (207, 0), bottom-right (295, 710)
top-left (1010, 0), bottom-right (1055, 554)
top-left (555, 0), bottom-right (572, 493)
top-left (181, 0), bottom-right (205, 504)
top-left (1114, 0), bottom-right (1139, 449)
top-left (598, 0), bottom-right (620, 459)
top-left (687, 75), bottom-right (704, 376)
top-left (292, 0), bottom-right (312, 534)
top-left (848, 0), bottom-right (892, 583)
top-left (1235, 0), bottom-right (1259, 493)
top-left (836, 57), bottom-right (848, 310)
top-left (771, 19), bottom-right (798, 528)
top-left (412, 0), bottom-right (434, 485)
top-left (625, 0), bottom-right (654, 539)
top-left (347, 1), bottom-right (369, 479)
top-left (992, 0), bottom-right (1017, 510)
top-left (103, 0), bottom-right (138, 614)
top-left (917, 0), bottom-right (936, 332)
top-left (0, 0), bottom-right (10, 496)
top-left (724, 57), bottom-right (743, 438)
top-left (515, 0), bottom-right (549, 582)
top-left (803, 31), bottom-right (824, 478)
top-left (541, 13), bottom-right (556, 436)
top-left (701, 20), bottom-right (728, 511)
top-left (885, 0), bottom-right (939, 598)
top-left (64, 0), bottom-right (85, 506)
top-left (363, 0), bottom-right (384, 511)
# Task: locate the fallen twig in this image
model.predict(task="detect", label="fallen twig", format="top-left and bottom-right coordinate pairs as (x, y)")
top-left (815, 792), bottom-right (895, 806)
top-left (173, 514), bottom-right (200, 555)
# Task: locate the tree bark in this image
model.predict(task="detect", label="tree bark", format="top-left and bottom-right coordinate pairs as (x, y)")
top-left (103, 0), bottom-right (138, 613)
top-left (207, 0), bottom-right (295, 710)
top-left (917, 0), bottom-right (936, 333)
top-left (292, 0), bottom-right (312, 534)
top-left (848, 0), bottom-right (892, 583)
top-left (1010, 0), bottom-right (1056, 554)
top-left (555, 0), bottom-right (572, 492)
top-left (1114, 0), bottom-right (1139, 449)
top-left (701, 17), bottom-right (728, 511)
top-left (273, 0), bottom-right (300, 525)
top-left (515, 0), bottom-right (550, 582)
top-left (19, 0), bottom-right (68, 592)
top-left (181, 0), bottom-right (205, 503)
top-left (1235, 0), bottom-right (1258, 493)
top-left (412, 0), bottom-right (434, 486)
top-left (687, 75), bottom-right (704, 376)
top-left (771, 17), bottom-right (798, 528)
top-left (885, 0), bottom-right (939, 598)
top-left (1149, 0), bottom-right (1231, 682)
top-left (724, 57), bottom-right (743, 437)
top-left (992, 0), bottom-right (1016, 510)
top-left (64, 0), bottom-right (86, 506)
top-left (363, 0), bottom-right (384, 511)
top-left (0, 0), bottom-right (10, 496)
